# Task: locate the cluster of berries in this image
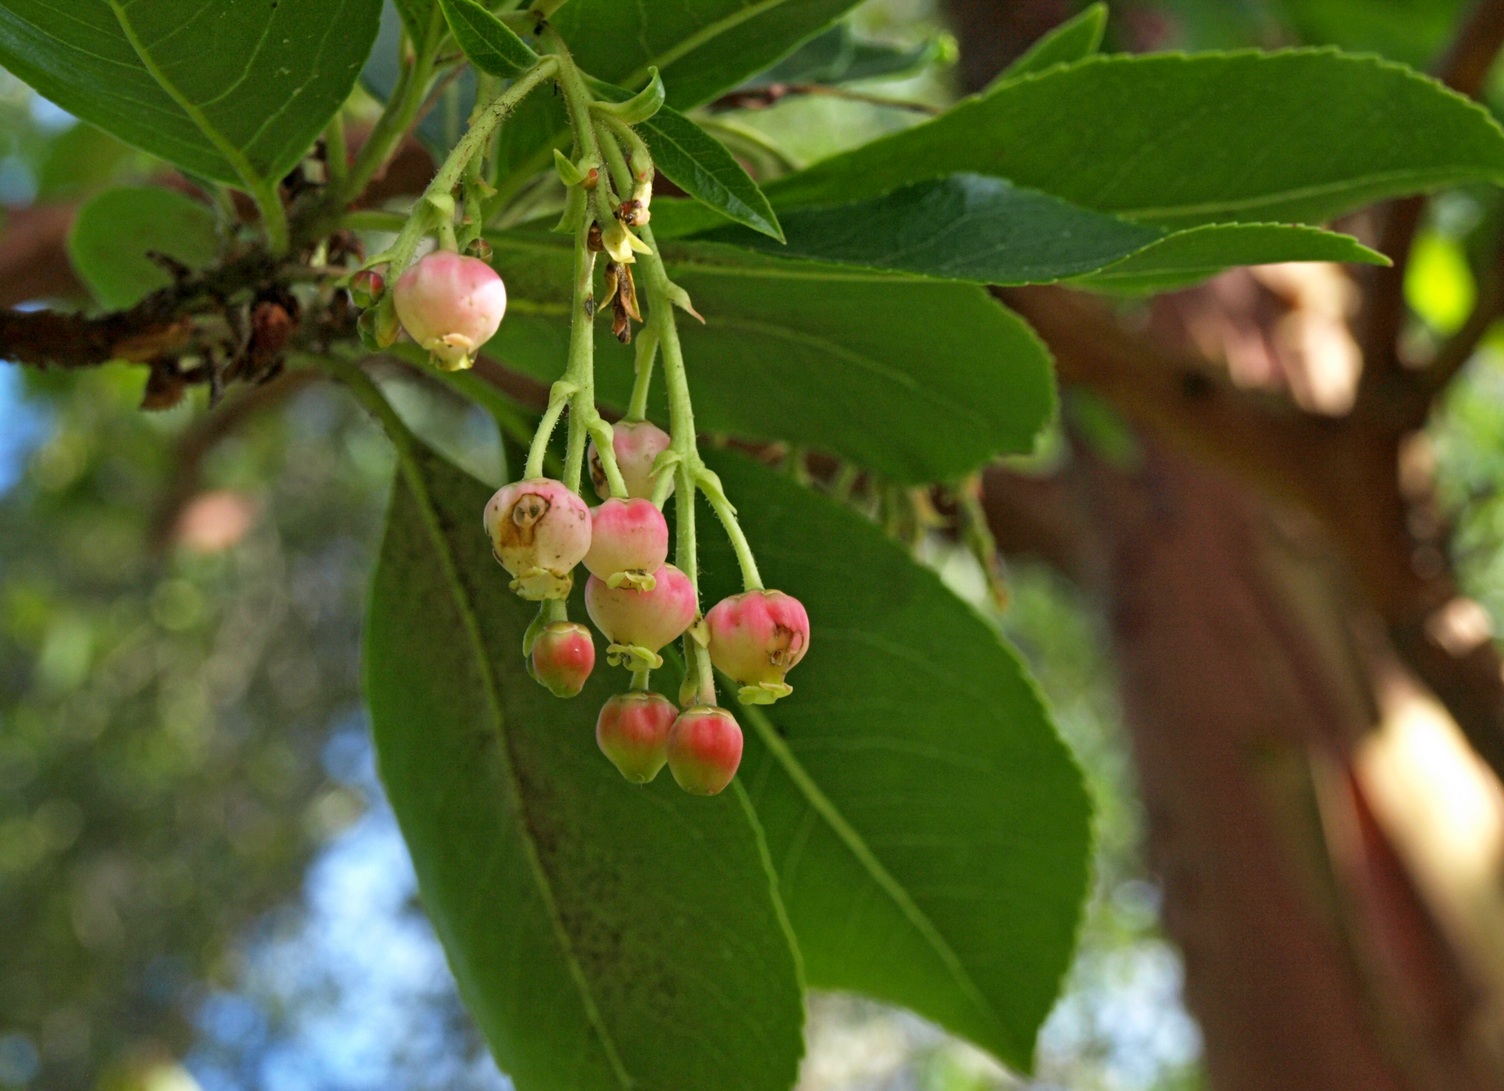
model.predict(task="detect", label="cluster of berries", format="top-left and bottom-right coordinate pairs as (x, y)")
top-left (482, 422), bottom-right (809, 796)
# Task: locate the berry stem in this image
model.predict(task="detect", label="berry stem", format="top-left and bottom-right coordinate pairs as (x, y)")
top-left (626, 325), bottom-right (658, 422)
top-left (340, 7), bottom-right (445, 208)
top-left (561, 221), bottom-right (598, 493)
top-left (524, 382), bottom-right (574, 480)
top-left (384, 56), bottom-right (559, 279)
top-left (698, 472), bottom-right (764, 591)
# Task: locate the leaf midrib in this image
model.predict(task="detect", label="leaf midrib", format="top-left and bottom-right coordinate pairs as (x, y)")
top-left (107, 0), bottom-right (264, 189)
top-left (396, 459), bottom-right (635, 1090)
top-left (739, 699), bottom-right (1019, 1058)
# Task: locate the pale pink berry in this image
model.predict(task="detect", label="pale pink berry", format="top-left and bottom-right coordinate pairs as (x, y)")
top-left (585, 563), bottom-right (696, 657)
top-left (393, 250), bottom-right (507, 369)
top-left (705, 590), bottom-right (809, 702)
top-left (590, 420), bottom-right (672, 500)
top-left (483, 478), bottom-right (591, 601)
top-left (596, 691), bottom-right (677, 783)
top-left (583, 499), bottom-right (669, 588)
top-left (667, 706), bottom-right (743, 795)
top-left (529, 621), bottom-right (594, 698)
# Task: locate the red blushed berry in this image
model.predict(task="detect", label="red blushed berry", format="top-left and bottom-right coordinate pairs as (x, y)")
top-left (705, 590), bottom-right (810, 704)
top-left (583, 498), bottom-right (668, 589)
top-left (589, 420), bottom-right (672, 501)
top-left (483, 478), bottom-right (592, 601)
top-left (584, 563), bottom-right (696, 666)
top-left (667, 706), bottom-right (744, 795)
top-left (529, 622), bottom-right (595, 698)
top-left (392, 250), bottom-right (507, 370)
top-left (595, 691), bottom-right (677, 783)
top-left (349, 268), bottom-right (384, 308)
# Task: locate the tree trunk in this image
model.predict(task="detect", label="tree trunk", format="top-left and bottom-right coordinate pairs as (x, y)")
top-left (1076, 443), bottom-right (1494, 1090)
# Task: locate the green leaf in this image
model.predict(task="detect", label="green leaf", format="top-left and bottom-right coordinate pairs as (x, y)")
top-left (620, 93), bottom-right (783, 240)
top-left (994, 2), bottom-right (1106, 82)
top-left (697, 450), bottom-right (1093, 1070)
top-left (35, 123), bottom-right (137, 200)
top-left (769, 50), bottom-right (1504, 228)
top-left (67, 187), bottom-right (219, 310)
top-left (492, 0), bottom-right (867, 185)
top-left (1274, 0), bottom-right (1463, 70)
top-left (484, 233), bottom-right (1056, 481)
top-left (0, 0), bottom-right (381, 188)
top-left (437, 0), bottom-right (537, 77)
top-left (365, 443), bottom-right (805, 1091)
top-left (704, 175), bottom-right (1161, 282)
top-left (552, 0), bottom-right (867, 108)
top-left (744, 22), bottom-right (951, 88)
top-left (1068, 221), bottom-right (1389, 293)
top-left (697, 175), bottom-right (1385, 285)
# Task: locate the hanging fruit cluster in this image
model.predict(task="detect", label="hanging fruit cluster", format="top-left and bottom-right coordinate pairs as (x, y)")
top-left (347, 39), bottom-right (809, 796)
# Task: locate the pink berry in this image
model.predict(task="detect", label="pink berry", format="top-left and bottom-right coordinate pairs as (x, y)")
top-left (483, 478), bottom-right (591, 601)
top-left (590, 420), bottom-right (672, 500)
top-left (667, 706), bottom-right (743, 795)
top-left (595, 691), bottom-right (677, 783)
top-left (583, 499), bottom-right (669, 588)
top-left (585, 563), bottom-right (697, 662)
top-left (393, 250), bottom-right (507, 369)
top-left (705, 590), bottom-right (810, 703)
top-left (529, 622), bottom-right (594, 698)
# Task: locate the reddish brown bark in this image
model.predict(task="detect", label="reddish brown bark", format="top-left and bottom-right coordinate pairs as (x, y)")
top-left (951, 2), bottom-right (1504, 1087)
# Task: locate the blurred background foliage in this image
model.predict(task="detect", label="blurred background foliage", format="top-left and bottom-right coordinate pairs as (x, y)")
top-left (3, 0), bottom-right (1503, 1089)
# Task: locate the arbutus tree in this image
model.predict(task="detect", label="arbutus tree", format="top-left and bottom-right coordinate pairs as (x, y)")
top-left (2, 0), bottom-right (1504, 1088)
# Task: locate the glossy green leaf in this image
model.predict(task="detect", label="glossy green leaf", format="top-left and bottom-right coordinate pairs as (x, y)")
top-left (770, 50), bottom-right (1504, 228)
top-left (698, 175), bottom-right (1385, 285)
top-left (365, 442), bottom-right (805, 1091)
top-left (67, 187), bottom-right (219, 310)
top-left (994, 2), bottom-right (1106, 82)
top-left (438, 0), bottom-right (537, 77)
top-left (696, 450), bottom-right (1093, 1071)
top-left (484, 233), bottom-right (1055, 481)
top-left (552, 0), bottom-right (866, 108)
top-left (704, 175), bottom-right (1161, 282)
top-left (625, 95), bottom-right (784, 241)
top-left (1068, 221), bottom-right (1389, 293)
top-left (492, 0), bottom-right (866, 184)
top-left (0, 0), bottom-right (381, 188)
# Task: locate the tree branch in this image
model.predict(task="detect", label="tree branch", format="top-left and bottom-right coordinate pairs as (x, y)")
top-left (1004, 283), bottom-right (1504, 786)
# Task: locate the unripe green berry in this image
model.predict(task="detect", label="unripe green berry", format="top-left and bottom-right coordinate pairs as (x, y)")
top-left (349, 267), bottom-right (384, 308)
